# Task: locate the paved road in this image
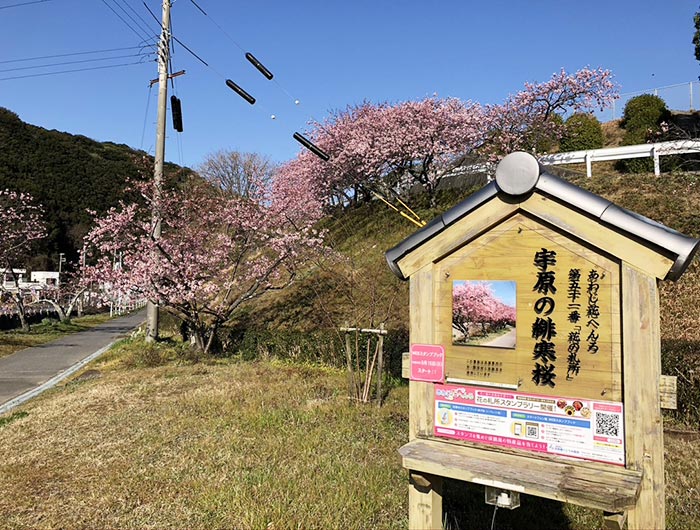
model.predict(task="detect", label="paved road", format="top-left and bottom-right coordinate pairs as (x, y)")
top-left (482, 327), bottom-right (517, 348)
top-left (0, 310), bottom-right (145, 413)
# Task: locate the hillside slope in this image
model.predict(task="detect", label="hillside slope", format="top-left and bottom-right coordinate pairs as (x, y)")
top-left (0, 107), bottom-right (189, 268)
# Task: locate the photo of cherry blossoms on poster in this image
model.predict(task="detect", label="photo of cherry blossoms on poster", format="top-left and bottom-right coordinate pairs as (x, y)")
top-left (452, 280), bottom-right (517, 348)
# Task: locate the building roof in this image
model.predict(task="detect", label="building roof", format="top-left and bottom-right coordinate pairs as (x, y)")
top-left (386, 152), bottom-right (700, 281)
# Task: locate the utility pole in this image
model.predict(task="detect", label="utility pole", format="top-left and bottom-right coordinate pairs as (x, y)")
top-left (146, 0), bottom-right (171, 342)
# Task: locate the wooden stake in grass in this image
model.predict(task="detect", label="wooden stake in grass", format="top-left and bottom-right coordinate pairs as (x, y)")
top-left (340, 324), bottom-right (387, 405)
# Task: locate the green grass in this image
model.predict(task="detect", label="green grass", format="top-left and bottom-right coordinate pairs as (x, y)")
top-left (0, 313), bottom-right (113, 360)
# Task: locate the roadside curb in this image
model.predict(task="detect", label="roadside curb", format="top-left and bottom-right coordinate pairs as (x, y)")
top-left (0, 341), bottom-right (118, 416)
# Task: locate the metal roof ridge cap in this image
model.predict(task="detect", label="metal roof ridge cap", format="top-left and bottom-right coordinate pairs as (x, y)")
top-left (442, 181), bottom-right (498, 226)
top-left (535, 171), bottom-right (612, 217)
top-left (537, 170), bottom-right (699, 280)
top-left (385, 215), bottom-right (447, 280)
top-left (600, 204), bottom-right (700, 280)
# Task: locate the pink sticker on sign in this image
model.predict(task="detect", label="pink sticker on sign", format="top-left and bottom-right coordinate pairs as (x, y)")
top-left (410, 344), bottom-right (445, 383)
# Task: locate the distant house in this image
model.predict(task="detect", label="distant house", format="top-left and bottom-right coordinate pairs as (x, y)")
top-left (30, 271), bottom-right (60, 287)
top-left (1, 269), bottom-right (60, 295)
top-left (1, 268), bottom-right (28, 291)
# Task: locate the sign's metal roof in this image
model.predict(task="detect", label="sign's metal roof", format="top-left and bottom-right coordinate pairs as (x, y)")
top-left (386, 152), bottom-right (700, 281)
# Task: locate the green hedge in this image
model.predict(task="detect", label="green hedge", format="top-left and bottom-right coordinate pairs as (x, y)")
top-left (560, 113), bottom-right (604, 152)
top-left (221, 326), bottom-right (409, 379)
top-left (617, 94), bottom-right (671, 173)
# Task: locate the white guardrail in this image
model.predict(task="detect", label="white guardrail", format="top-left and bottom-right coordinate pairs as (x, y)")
top-left (538, 140), bottom-right (700, 177)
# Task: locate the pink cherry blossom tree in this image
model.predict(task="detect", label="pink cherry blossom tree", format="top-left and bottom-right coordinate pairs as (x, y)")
top-left (83, 176), bottom-right (325, 354)
top-left (287, 67), bottom-right (617, 206)
top-left (295, 98), bottom-right (484, 206)
top-left (33, 266), bottom-right (90, 322)
top-left (0, 189), bottom-right (46, 331)
top-left (482, 67), bottom-right (617, 158)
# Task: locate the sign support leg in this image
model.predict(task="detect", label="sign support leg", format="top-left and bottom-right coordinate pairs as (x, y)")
top-left (408, 471), bottom-right (442, 530)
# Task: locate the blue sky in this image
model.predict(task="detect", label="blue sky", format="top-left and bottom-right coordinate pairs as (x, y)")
top-left (1, 1), bottom-right (698, 170)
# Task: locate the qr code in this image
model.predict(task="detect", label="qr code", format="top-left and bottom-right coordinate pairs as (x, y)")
top-left (526, 424), bottom-right (538, 438)
top-left (595, 412), bottom-right (620, 437)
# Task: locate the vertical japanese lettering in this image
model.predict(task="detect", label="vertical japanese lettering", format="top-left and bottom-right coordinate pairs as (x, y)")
top-left (566, 268), bottom-right (582, 380)
top-left (532, 248), bottom-right (557, 387)
top-left (586, 270), bottom-right (601, 354)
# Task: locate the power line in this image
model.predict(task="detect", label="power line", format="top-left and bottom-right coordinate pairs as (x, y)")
top-left (0, 0), bottom-right (51, 10)
top-left (115, 0), bottom-right (160, 35)
top-left (0, 45), bottom-right (155, 65)
top-left (0, 61), bottom-right (148, 82)
top-left (110, 0), bottom-right (157, 41)
top-left (100, 0), bottom-right (151, 43)
top-left (140, 84), bottom-right (154, 150)
top-left (186, 0), bottom-right (300, 106)
top-left (188, 0), bottom-right (244, 53)
top-left (0, 52), bottom-right (153, 74)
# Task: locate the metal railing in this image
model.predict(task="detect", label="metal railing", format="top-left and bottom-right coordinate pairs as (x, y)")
top-left (538, 140), bottom-right (700, 177)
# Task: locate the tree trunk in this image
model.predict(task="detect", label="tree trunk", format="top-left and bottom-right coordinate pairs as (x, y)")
top-left (14, 295), bottom-right (30, 332)
top-left (41, 299), bottom-right (68, 322)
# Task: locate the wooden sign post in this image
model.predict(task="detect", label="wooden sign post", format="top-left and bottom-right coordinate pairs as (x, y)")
top-left (386, 152), bottom-right (699, 530)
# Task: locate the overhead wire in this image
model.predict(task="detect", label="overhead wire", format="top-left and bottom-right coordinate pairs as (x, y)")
top-left (0, 0), bottom-right (51, 9)
top-left (140, 84), bottom-right (154, 150)
top-left (187, 0), bottom-right (300, 107)
top-left (109, 0), bottom-right (155, 40)
top-left (148, 1), bottom-right (324, 163)
top-left (100, 0), bottom-right (151, 43)
top-left (143, 0), bottom-right (280, 122)
top-left (188, 0), bottom-right (244, 53)
top-left (143, 2), bottom-right (185, 162)
top-left (114, 0), bottom-right (160, 36)
top-left (167, 9), bottom-right (176, 88)
top-left (0, 61), bottom-right (148, 82)
top-left (0, 45), bottom-right (156, 65)
top-left (0, 52), bottom-right (154, 74)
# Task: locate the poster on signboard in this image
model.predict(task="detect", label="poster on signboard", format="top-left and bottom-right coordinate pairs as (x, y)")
top-left (452, 280), bottom-right (516, 348)
top-left (433, 383), bottom-right (625, 466)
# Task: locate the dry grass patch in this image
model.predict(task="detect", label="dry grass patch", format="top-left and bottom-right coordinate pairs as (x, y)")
top-left (601, 119), bottom-right (624, 147)
top-left (0, 358), bottom-right (408, 529)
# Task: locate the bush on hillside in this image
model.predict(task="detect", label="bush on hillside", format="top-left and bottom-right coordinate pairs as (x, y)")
top-left (560, 113), bottom-right (604, 152)
top-left (617, 94), bottom-right (671, 173)
top-left (621, 94), bottom-right (670, 139)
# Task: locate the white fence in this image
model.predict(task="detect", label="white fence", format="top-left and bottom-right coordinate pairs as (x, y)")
top-left (538, 140), bottom-right (700, 177)
top-left (110, 297), bottom-right (147, 317)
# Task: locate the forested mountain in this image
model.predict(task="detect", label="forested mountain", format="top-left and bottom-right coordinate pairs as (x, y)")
top-left (0, 107), bottom-right (189, 270)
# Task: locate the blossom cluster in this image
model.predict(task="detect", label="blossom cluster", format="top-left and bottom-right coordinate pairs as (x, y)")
top-left (281, 67), bottom-right (618, 203)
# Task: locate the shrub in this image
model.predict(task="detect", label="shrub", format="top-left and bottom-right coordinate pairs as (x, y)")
top-left (617, 94), bottom-right (671, 173)
top-left (560, 113), bottom-right (604, 152)
top-left (621, 94), bottom-right (670, 139)
top-left (224, 328), bottom-right (343, 366)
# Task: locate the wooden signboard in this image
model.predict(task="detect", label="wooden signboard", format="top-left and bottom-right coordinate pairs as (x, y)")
top-left (386, 152), bottom-right (700, 530)
top-left (436, 214), bottom-right (620, 400)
